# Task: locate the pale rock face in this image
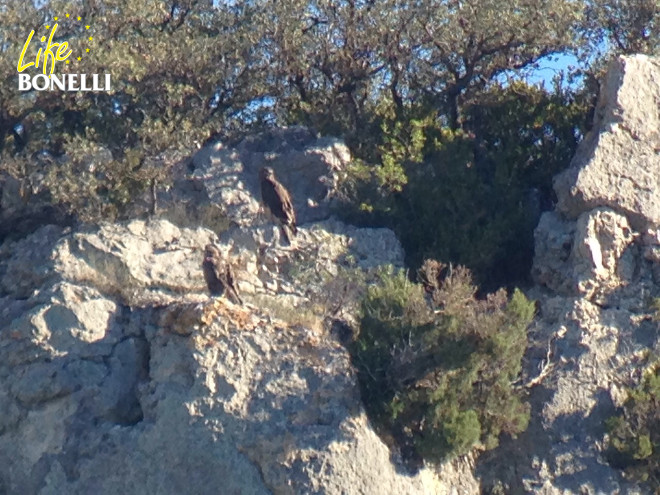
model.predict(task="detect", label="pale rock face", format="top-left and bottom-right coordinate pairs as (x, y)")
top-left (188, 126), bottom-right (350, 229)
top-left (503, 55), bottom-right (660, 495)
top-left (554, 55), bottom-right (660, 230)
top-left (0, 130), bottom-right (467, 494)
top-left (572, 208), bottom-right (636, 299)
top-left (532, 211), bottom-right (576, 294)
top-left (532, 207), bottom-right (636, 298)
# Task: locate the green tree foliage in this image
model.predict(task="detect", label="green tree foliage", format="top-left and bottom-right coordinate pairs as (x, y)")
top-left (606, 361), bottom-right (660, 489)
top-left (1, 0), bottom-right (274, 221)
top-left (338, 82), bottom-right (593, 290)
top-left (0, 0), bottom-right (611, 290)
top-left (392, 0), bottom-right (583, 129)
top-left (351, 261), bottom-right (535, 463)
top-left (268, 0), bottom-right (584, 138)
top-left (583, 0), bottom-right (659, 56)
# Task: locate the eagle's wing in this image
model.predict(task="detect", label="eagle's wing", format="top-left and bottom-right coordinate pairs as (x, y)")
top-left (260, 180), bottom-right (281, 216)
top-left (273, 181), bottom-right (297, 234)
top-left (203, 258), bottom-right (224, 295)
top-left (275, 183), bottom-right (295, 223)
top-left (224, 263), bottom-right (244, 305)
top-left (259, 174), bottom-right (298, 243)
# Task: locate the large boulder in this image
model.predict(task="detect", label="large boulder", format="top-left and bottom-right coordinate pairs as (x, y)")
top-left (186, 126), bottom-right (350, 231)
top-left (554, 55), bottom-right (660, 231)
top-left (532, 208), bottom-right (637, 299)
top-left (1, 125), bottom-right (441, 494)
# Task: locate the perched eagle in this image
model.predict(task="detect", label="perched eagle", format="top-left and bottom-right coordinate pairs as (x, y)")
top-left (259, 166), bottom-right (297, 244)
top-left (202, 244), bottom-right (243, 305)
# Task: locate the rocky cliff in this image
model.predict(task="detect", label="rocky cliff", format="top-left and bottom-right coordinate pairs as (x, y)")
top-left (2, 55), bottom-right (660, 495)
top-left (0, 129), bottom-right (462, 494)
top-left (476, 54), bottom-right (660, 494)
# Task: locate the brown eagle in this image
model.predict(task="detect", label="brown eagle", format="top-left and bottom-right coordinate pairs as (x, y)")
top-left (259, 166), bottom-right (297, 244)
top-left (202, 244), bottom-right (243, 305)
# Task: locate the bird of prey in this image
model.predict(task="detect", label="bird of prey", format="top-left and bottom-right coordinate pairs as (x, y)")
top-left (258, 166), bottom-right (297, 244)
top-left (202, 244), bottom-right (243, 305)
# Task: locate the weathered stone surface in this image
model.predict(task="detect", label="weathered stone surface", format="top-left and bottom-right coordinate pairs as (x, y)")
top-left (129, 127), bottom-right (349, 237)
top-left (572, 208), bottom-right (636, 299)
top-left (533, 208), bottom-right (637, 299)
top-left (190, 126), bottom-right (350, 228)
top-left (480, 290), bottom-right (655, 495)
top-left (496, 55), bottom-right (660, 495)
top-left (554, 55), bottom-right (660, 230)
top-left (531, 211), bottom-right (576, 294)
top-left (0, 224), bottom-right (66, 298)
top-left (0, 211), bottom-right (457, 494)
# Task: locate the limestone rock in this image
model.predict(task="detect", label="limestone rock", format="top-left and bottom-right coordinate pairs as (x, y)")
top-left (0, 224), bottom-right (66, 299)
top-left (0, 142), bottom-right (416, 493)
top-left (0, 211), bottom-right (455, 494)
top-left (190, 126), bottom-right (350, 228)
top-left (482, 290), bottom-right (656, 495)
top-left (125, 127), bottom-right (348, 237)
top-left (531, 211), bottom-right (576, 294)
top-left (554, 55), bottom-right (660, 230)
top-left (494, 55), bottom-right (660, 495)
top-left (571, 208), bottom-right (636, 299)
top-left (533, 208), bottom-right (637, 299)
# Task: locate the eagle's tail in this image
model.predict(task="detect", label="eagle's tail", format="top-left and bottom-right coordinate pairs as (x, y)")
top-left (281, 224), bottom-right (296, 244)
top-left (227, 286), bottom-right (244, 305)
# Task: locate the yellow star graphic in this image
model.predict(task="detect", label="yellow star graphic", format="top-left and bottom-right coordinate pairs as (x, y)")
top-left (78, 16), bottom-right (81, 21)
top-left (86, 25), bottom-right (90, 29)
top-left (86, 48), bottom-right (90, 52)
top-left (66, 60), bottom-right (70, 64)
top-left (89, 36), bottom-right (93, 41)
top-left (54, 16), bottom-right (58, 20)
top-left (45, 25), bottom-right (50, 29)
top-left (66, 13), bottom-right (70, 18)
top-left (77, 56), bottom-right (81, 61)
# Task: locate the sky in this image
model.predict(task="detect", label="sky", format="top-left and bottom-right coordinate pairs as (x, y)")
top-left (525, 53), bottom-right (582, 86)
